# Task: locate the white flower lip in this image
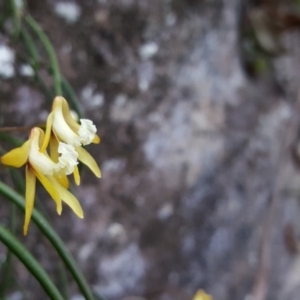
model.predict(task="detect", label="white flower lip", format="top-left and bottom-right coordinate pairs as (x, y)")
top-left (57, 142), bottom-right (79, 175)
top-left (29, 130), bottom-right (60, 176)
top-left (29, 129), bottom-right (79, 177)
top-left (78, 119), bottom-right (97, 146)
top-left (51, 101), bottom-right (97, 147)
top-left (53, 107), bottom-right (82, 147)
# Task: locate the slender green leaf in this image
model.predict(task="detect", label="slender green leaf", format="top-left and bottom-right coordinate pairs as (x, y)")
top-left (20, 28), bottom-right (54, 102)
top-left (0, 203), bottom-right (16, 298)
top-left (0, 181), bottom-right (103, 300)
top-left (57, 261), bottom-right (69, 300)
top-left (25, 15), bottom-right (62, 96)
top-left (21, 27), bottom-right (40, 71)
top-left (9, 0), bottom-right (22, 37)
top-left (0, 224), bottom-right (65, 300)
top-left (62, 77), bottom-right (83, 119)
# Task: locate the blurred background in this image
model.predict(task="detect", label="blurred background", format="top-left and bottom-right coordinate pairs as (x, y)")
top-left (2, 0), bottom-right (300, 299)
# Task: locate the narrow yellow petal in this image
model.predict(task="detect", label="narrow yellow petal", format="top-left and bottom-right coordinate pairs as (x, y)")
top-left (54, 174), bottom-right (69, 189)
top-left (1, 140), bottom-right (30, 168)
top-left (37, 127), bottom-right (45, 147)
top-left (76, 147), bottom-right (101, 178)
top-left (48, 177), bottom-right (84, 218)
top-left (73, 165), bottom-right (80, 185)
top-left (40, 112), bottom-right (54, 152)
top-left (92, 134), bottom-right (101, 144)
top-left (49, 135), bottom-right (59, 162)
top-left (60, 97), bottom-right (81, 132)
top-left (23, 166), bottom-right (36, 235)
top-left (32, 167), bottom-right (62, 214)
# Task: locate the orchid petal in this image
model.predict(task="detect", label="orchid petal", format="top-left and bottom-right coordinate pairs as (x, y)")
top-left (48, 177), bottom-right (84, 218)
top-left (23, 166), bottom-right (36, 235)
top-left (76, 146), bottom-right (101, 178)
top-left (73, 165), bottom-right (80, 186)
top-left (60, 97), bottom-right (80, 132)
top-left (33, 167), bottom-right (62, 214)
top-left (54, 174), bottom-right (69, 189)
top-left (49, 134), bottom-right (59, 162)
top-left (29, 128), bottom-right (60, 175)
top-left (93, 134), bottom-right (100, 144)
top-left (37, 128), bottom-right (45, 147)
top-left (1, 140), bottom-right (30, 168)
top-left (40, 112), bottom-right (54, 151)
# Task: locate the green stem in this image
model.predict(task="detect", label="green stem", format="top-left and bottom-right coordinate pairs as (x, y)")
top-left (0, 126), bottom-right (32, 132)
top-left (0, 181), bottom-right (102, 300)
top-left (0, 224), bottom-right (65, 300)
top-left (25, 15), bottom-right (62, 96)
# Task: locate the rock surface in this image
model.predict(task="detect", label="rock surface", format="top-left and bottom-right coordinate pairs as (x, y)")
top-left (1, 1), bottom-right (300, 300)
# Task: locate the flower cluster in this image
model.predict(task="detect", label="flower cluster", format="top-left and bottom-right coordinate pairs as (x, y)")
top-left (1, 96), bottom-right (101, 235)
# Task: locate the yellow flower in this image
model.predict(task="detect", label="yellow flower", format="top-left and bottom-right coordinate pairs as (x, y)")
top-left (41, 96), bottom-right (101, 184)
top-left (1, 127), bottom-right (83, 235)
top-left (192, 290), bottom-right (213, 300)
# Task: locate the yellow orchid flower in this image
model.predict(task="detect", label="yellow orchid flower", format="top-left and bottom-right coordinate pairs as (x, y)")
top-left (41, 96), bottom-right (101, 184)
top-left (1, 127), bottom-right (83, 235)
top-left (192, 290), bottom-right (213, 300)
